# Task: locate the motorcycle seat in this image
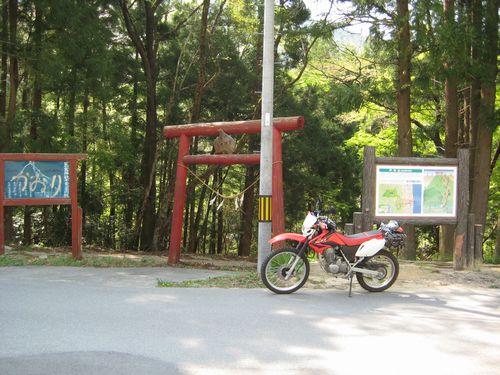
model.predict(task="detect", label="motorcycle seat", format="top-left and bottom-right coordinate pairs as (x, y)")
top-left (338, 230), bottom-right (383, 246)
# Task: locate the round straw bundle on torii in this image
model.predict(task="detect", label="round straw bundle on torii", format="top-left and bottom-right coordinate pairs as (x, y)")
top-left (213, 129), bottom-right (236, 154)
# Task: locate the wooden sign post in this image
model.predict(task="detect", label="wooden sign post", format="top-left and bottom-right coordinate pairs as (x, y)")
top-left (0, 153), bottom-right (86, 258)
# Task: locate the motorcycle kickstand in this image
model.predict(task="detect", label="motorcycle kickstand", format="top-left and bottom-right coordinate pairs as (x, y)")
top-left (348, 274), bottom-right (354, 298)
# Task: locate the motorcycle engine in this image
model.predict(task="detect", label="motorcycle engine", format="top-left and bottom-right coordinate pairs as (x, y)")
top-left (319, 247), bottom-right (349, 275)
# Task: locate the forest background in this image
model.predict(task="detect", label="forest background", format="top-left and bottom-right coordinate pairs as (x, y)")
top-left (0, 0), bottom-right (498, 262)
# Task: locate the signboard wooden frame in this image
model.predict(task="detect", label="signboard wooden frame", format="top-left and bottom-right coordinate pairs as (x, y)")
top-left (361, 146), bottom-right (472, 270)
top-left (362, 147), bottom-right (467, 226)
top-left (0, 153), bottom-right (87, 258)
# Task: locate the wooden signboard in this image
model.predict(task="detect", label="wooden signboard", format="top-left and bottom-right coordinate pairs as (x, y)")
top-left (361, 147), bottom-right (464, 226)
top-left (361, 146), bottom-right (473, 270)
top-left (0, 154), bottom-right (86, 258)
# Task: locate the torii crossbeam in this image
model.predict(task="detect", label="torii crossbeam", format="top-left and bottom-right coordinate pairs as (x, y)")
top-left (163, 116), bottom-right (304, 265)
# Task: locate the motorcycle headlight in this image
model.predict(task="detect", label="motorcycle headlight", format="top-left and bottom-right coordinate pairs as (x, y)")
top-left (301, 212), bottom-right (319, 236)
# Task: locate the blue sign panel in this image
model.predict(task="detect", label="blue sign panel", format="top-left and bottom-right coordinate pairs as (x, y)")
top-left (4, 161), bottom-right (70, 199)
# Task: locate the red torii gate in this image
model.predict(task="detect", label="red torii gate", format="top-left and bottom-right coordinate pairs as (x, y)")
top-left (163, 116), bottom-right (304, 265)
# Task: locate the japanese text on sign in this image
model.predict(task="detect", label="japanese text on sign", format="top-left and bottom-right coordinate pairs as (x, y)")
top-left (4, 161), bottom-right (70, 199)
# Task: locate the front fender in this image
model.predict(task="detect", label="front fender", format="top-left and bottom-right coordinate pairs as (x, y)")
top-left (268, 233), bottom-right (307, 245)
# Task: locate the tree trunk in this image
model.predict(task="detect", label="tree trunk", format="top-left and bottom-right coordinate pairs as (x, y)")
top-left (20, 86), bottom-right (32, 244)
top-left (495, 218), bottom-right (500, 263)
top-left (139, 3), bottom-right (159, 251)
top-left (0, 0), bottom-right (8, 124)
top-left (470, 0), bottom-right (497, 232)
top-left (22, 208), bottom-right (32, 245)
top-left (101, 101), bottom-right (116, 249)
top-left (3, 0), bottom-right (18, 243)
top-left (190, 0), bottom-right (210, 123)
top-left (468, 0), bottom-right (482, 177)
top-left (185, 0), bottom-right (212, 253)
top-left (123, 58), bottom-right (139, 248)
top-left (66, 69), bottom-right (77, 139)
top-left (440, 0), bottom-right (459, 260)
top-left (187, 182), bottom-right (209, 253)
top-left (200, 188), bottom-right (213, 254)
top-left (80, 94), bottom-right (89, 227)
top-left (152, 149), bottom-right (175, 252)
top-left (6, 0), bottom-right (18, 139)
top-left (462, 86), bottom-right (470, 146)
top-left (108, 172), bottom-right (116, 249)
top-left (209, 170), bottom-right (219, 255)
top-left (396, 0), bottom-right (416, 260)
top-left (185, 138), bottom-right (199, 252)
top-left (238, 138), bottom-right (257, 257)
top-left (443, 1), bottom-right (459, 159)
top-left (217, 188), bottom-right (224, 254)
top-left (30, 2), bottom-right (42, 142)
top-left (396, 0), bottom-right (412, 157)
top-left (120, 0), bottom-right (161, 251)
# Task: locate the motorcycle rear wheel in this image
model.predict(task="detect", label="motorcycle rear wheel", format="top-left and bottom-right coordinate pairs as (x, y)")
top-left (356, 249), bottom-right (399, 292)
top-left (261, 248), bottom-right (310, 294)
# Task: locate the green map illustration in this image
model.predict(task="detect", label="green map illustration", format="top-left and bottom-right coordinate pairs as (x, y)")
top-left (378, 184), bottom-right (417, 215)
top-left (422, 173), bottom-right (455, 214)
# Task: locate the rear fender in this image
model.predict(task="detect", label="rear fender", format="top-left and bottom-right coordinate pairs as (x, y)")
top-left (268, 233), bottom-right (307, 245)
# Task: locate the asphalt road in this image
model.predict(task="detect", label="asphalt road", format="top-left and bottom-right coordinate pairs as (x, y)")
top-left (0, 267), bottom-right (499, 375)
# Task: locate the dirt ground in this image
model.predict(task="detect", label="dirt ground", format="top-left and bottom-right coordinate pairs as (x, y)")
top-left (179, 253), bottom-right (500, 290)
top-left (3, 246), bottom-right (500, 289)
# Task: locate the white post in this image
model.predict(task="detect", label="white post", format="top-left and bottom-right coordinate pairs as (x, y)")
top-left (258, 0), bottom-right (275, 273)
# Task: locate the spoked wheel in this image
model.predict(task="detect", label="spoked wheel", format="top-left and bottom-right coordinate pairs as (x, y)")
top-left (261, 248), bottom-right (310, 294)
top-left (356, 249), bottom-right (399, 292)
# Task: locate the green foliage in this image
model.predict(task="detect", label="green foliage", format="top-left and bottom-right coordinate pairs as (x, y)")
top-left (2, 0), bottom-right (497, 261)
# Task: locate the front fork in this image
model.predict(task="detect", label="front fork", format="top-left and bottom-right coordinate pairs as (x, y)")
top-left (283, 240), bottom-right (309, 280)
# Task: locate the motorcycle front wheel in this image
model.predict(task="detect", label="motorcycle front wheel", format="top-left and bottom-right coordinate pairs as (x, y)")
top-left (261, 248), bottom-right (310, 294)
top-left (356, 249), bottom-right (399, 292)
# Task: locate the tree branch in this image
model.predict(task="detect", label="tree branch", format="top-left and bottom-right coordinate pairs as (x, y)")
top-left (119, 0), bottom-right (148, 65)
top-left (491, 141), bottom-right (500, 176)
top-left (411, 118), bottom-right (445, 154)
top-left (152, 0), bottom-right (164, 12)
top-left (161, 2), bottom-right (203, 40)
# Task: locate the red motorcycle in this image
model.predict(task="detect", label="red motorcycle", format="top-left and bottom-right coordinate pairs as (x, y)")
top-left (261, 209), bottom-right (406, 296)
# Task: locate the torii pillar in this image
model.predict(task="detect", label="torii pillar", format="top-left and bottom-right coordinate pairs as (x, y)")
top-left (163, 116), bottom-right (304, 265)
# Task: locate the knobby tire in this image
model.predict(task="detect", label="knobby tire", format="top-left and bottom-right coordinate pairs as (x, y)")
top-left (356, 249), bottom-right (399, 292)
top-left (261, 248), bottom-right (310, 294)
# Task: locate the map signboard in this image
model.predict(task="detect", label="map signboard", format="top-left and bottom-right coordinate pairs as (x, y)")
top-left (4, 161), bottom-right (70, 199)
top-left (375, 165), bottom-right (457, 218)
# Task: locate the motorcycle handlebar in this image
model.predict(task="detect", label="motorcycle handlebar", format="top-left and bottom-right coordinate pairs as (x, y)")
top-left (317, 216), bottom-right (336, 230)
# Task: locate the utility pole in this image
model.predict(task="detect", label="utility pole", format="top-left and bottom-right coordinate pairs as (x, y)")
top-left (257, 0), bottom-right (274, 272)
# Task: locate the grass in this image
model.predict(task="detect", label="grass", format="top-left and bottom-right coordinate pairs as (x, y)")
top-left (0, 245), bottom-right (257, 271)
top-left (0, 246), bottom-right (167, 267)
top-left (158, 271), bottom-right (263, 288)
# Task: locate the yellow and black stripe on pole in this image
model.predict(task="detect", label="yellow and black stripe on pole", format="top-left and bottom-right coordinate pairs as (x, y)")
top-left (258, 195), bottom-right (272, 222)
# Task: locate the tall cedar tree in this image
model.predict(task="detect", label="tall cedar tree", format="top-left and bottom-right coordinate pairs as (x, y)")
top-left (119, 0), bottom-right (161, 251)
top-left (470, 0), bottom-right (498, 230)
top-left (440, 0), bottom-right (459, 259)
top-left (396, 0), bottom-right (416, 259)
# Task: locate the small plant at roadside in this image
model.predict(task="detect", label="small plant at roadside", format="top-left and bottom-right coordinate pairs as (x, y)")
top-left (157, 272), bottom-right (263, 288)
